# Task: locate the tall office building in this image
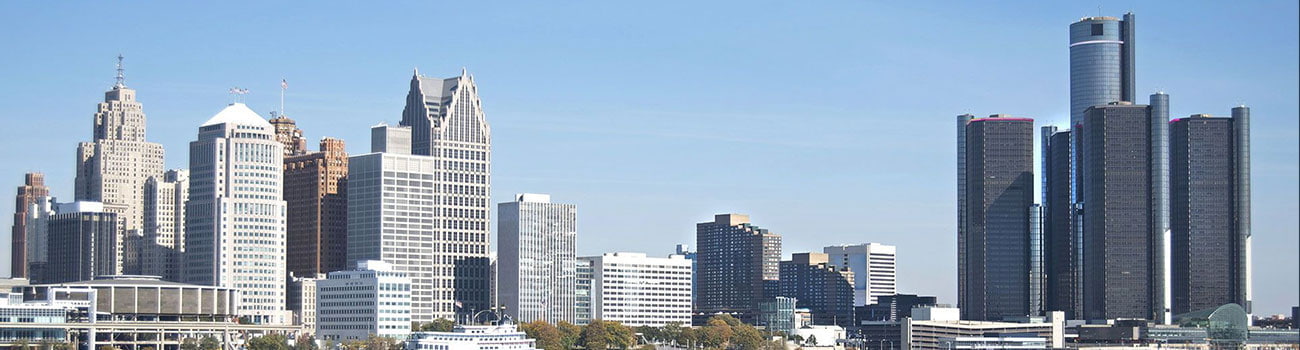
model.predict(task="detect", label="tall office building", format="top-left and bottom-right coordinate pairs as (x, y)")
top-left (778, 252), bottom-right (854, 327)
top-left (1041, 128), bottom-right (1077, 317)
top-left (956, 113), bottom-right (973, 317)
top-left (575, 259), bottom-right (593, 325)
top-left (498, 193), bottom-right (577, 324)
top-left (1079, 100), bottom-right (1169, 322)
top-left (185, 103), bottom-right (288, 324)
top-left (694, 214), bottom-right (781, 324)
top-left (22, 195), bottom-right (54, 283)
top-left (823, 243), bottom-right (896, 306)
top-left (11, 173), bottom-right (50, 278)
top-left (286, 138), bottom-right (349, 277)
top-left (1169, 108), bottom-right (1250, 315)
top-left (45, 202), bottom-right (119, 284)
top-left (398, 69), bottom-right (493, 315)
top-left (74, 56), bottom-right (166, 240)
top-left (1069, 13), bottom-right (1136, 126)
top-left (959, 115), bottom-right (1034, 321)
top-left (350, 123), bottom-right (487, 322)
top-left (581, 252), bottom-right (693, 327)
top-left (141, 169), bottom-right (188, 281)
top-left (269, 114), bottom-right (308, 156)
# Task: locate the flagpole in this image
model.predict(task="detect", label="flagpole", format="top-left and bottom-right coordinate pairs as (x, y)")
top-left (280, 79), bottom-right (286, 117)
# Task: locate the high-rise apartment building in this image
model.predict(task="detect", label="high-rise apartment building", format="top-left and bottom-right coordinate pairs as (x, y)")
top-left (498, 193), bottom-right (577, 324)
top-left (694, 214), bottom-right (781, 325)
top-left (1041, 128), bottom-right (1077, 318)
top-left (398, 69), bottom-right (493, 316)
top-left (1079, 100), bottom-right (1169, 322)
top-left (286, 138), bottom-right (349, 277)
top-left (823, 243), bottom-right (896, 306)
top-left (11, 173), bottom-right (50, 278)
top-left (45, 201), bottom-right (119, 284)
top-left (959, 115), bottom-right (1034, 321)
top-left (184, 103), bottom-right (288, 324)
top-left (778, 252), bottom-right (854, 327)
top-left (141, 170), bottom-right (188, 281)
top-left (1169, 108), bottom-right (1251, 315)
top-left (316, 260), bottom-right (412, 342)
top-left (74, 57), bottom-right (166, 243)
top-left (581, 252), bottom-right (693, 327)
top-left (269, 114), bottom-right (307, 156)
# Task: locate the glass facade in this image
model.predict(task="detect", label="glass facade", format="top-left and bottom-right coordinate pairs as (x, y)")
top-left (961, 116), bottom-right (1034, 321)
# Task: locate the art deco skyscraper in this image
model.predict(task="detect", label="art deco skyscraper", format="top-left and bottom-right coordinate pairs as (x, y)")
top-left (74, 56), bottom-right (166, 242)
top-left (694, 214), bottom-right (781, 325)
top-left (398, 69), bottom-right (493, 317)
top-left (286, 137), bottom-right (349, 277)
top-left (11, 173), bottom-right (50, 278)
top-left (498, 193), bottom-right (577, 324)
top-left (185, 103), bottom-right (288, 324)
top-left (1169, 107), bottom-right (1251, 315)
top-left (959, 115), bottom-right (1034, 321)
top-left (270, 114), bottom-right (308, 156)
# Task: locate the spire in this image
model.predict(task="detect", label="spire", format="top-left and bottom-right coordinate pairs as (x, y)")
top-left (115, 54), bottom-right (126, 88)
top-left (413, 67), bottom-right (420, 77)
top-left (461, 66), bottom-right (468, 77)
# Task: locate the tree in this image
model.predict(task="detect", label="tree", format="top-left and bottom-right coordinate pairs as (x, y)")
top-left (676, 327), bottom-right (700, 349)
top-left (199, 336), bottom-right (222, 350)
top-left (701, 318), bottom-right (734, 349)
top-left (659, 321), bottom-right (684, 346)
top-left (604, 322), bottom-right (636, 349)
top-left (521, 320), bottom-right (563, 350)
top-left (418, 318), bottom-right (456, 332)
top-left (557, 321), bottom-right (583, 350)
top-left (293, 335), bottom-right (319, 350)
top-left (180, 338), bottom-right (200, 350)
top-left (580, 320), bottom-right (611, 350)
top-left (247, 334), bottom-right (292, 350)
top-left (732, 323), bottom-right (764, 350)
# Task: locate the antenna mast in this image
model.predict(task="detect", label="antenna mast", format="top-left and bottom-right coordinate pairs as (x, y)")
top-left (115, 54), bottom-right (125, 88)
top-left (280, 79), bottom-right (287, 117)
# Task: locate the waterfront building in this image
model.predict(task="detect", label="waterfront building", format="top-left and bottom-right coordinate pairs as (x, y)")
top-left (316, 260), bottom-right (412, 342)
top-left (581, 252), bottom-right (692, 327)
top-left (694, 214), bottom-right (780, 324)
top-left (498, 193), bottom-right (577, 324)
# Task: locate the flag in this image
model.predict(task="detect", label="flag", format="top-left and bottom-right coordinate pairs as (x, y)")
top-left (281, 79), bottom-right (288, 90)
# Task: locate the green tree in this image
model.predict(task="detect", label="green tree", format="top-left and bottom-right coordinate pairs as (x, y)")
top-left (199, 336), bottom-right (222, 350)
top-left (676, 327), bottom-right (700, 349)
top-left (732, 324), bottom-right (764, 350)
top-left (659, 321), bottom-right (684, 346)
top-left (605, 322), bottom-right (636, 349)
top-left (418, 318), bottom-right (456, 332)
top-left (557, 321), bottom-right (582, 349)
top-left (521, 320), bottom-right (564, 350)
top-left (293, 335), bottom-right (319, 350)
top-left (580, 320), bottom-right (611, 350)
top-left (180, 338), bottom-right (200, 350)
top-left (247, 334), bottom-right (292, 350)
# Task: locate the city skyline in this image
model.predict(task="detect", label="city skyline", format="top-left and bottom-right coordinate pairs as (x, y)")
top-left (0, 1), bottom-right (1296, 316)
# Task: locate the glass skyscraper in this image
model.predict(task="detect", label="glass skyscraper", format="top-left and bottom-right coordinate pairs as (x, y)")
top-left (959, 115), bottom-right (1034, 321)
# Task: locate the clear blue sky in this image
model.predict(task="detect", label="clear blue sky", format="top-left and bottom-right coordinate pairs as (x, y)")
top-left (0, 1), bottom-right (1295, 315)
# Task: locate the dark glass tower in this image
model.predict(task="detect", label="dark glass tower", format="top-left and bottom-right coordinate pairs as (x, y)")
top-left (956, 114), bottom-right (973, 315)
top-left (1169, 108), bottom-right (1250, 315)
top-left (1070, 13), bottom-right (1135, 125)
top-left (960, 115), bottom-right (1034, 321)
top-left (1079, 101), bottom-right (1169, 321)
top-left (1042, 128), bottom-right (1076, 318)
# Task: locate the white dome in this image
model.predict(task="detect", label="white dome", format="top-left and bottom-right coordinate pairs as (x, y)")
top-left (202, 103), bottom-right (270, 127)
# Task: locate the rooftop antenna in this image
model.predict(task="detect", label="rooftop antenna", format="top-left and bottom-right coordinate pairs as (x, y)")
top-left (115, 54), bottom-right (126, 88)
top-left (280, 79), bottom-right (287, 117)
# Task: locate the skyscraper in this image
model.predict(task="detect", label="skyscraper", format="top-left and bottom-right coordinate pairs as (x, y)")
top-left (498, 193), bottom-right (577, 324)
top-left (398, 69), bottom-right (493, 316)
top-left (694, 214), bottom-right (781, 325)
top-left (1069, 13), bottom-right (1135, 126)
top-left (959, 115), bottom-right (1034, 321)
top-left (1079, 100), bottom-right (1169, 322)
top-left (823, 243), bottom-right (897, 306)
top-left (1041, 129), bottom-right (1077, 317)
top-left (581, 252), bottom-right (693, 327)
top-left (141, 169), bottom-right (188, 281)
top-left (956, 113), bottom-right (973, 317)
top-left (269, 114), bottom-right (308, 156)
top-left (1169, 108), bottom-right (1250, 315)
top-left (778, 252), bottom-right (855, 327)
top-left (185, 103), bottom-right (288, 324)
top-left (286, 137), bottom-right (349, 277)
top-left (22, 195), bottom-right (54, 283)
top-left (11, 172), bottom-right (50, 278)
top-left (74, 56), bottom-right (166, 243)
top-left (45, 201), bottom-right (119, 284)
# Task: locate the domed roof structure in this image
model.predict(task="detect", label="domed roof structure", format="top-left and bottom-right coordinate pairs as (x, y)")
top-left (202, 103), bottom-right (270, 127)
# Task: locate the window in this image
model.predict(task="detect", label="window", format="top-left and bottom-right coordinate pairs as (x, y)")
top-left (1091, 23), bottom-right (1103, 36)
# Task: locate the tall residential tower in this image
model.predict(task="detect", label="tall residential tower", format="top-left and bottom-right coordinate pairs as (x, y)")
top-left (694, 214), bottom-right (781, 324)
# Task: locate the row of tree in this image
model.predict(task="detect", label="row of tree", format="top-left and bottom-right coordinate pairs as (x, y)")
top-left (520, 315), bottom-right (785, 350)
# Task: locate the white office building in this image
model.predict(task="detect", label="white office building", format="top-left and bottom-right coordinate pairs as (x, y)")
top-left (141, 169), bottom-right (187, 281)
top-left (184, 103), bottom-right (288, 324)
top-left (580, 252), bottom-right (692, 327)
top-left (824, 243), bottom-right (897, 306)
top-left (407, 324), bottom-right (539, 350)
top-left (498, 193), bottom-right (577, 324)
top-left (317, 260), bottom-right (412, 342)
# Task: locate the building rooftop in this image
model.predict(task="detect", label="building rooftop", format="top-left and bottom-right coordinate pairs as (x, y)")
top-left (202, 103), bottom-right (270, 127)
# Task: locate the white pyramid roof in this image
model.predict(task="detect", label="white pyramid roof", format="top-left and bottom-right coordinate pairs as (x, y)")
top-left (202, 103), bottom-right (270, 127)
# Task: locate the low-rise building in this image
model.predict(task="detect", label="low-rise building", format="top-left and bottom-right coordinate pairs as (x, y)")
top-left (316, 260), bottom-right (411, 342)
top-left (289, 273), bottom-right (324, 336)
top-left (407, 324), bottom-right (540, 350)
top-left (580, 252), bottom-right (692, 327)
top-left (901, 307), bottom-right (1064, 350)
